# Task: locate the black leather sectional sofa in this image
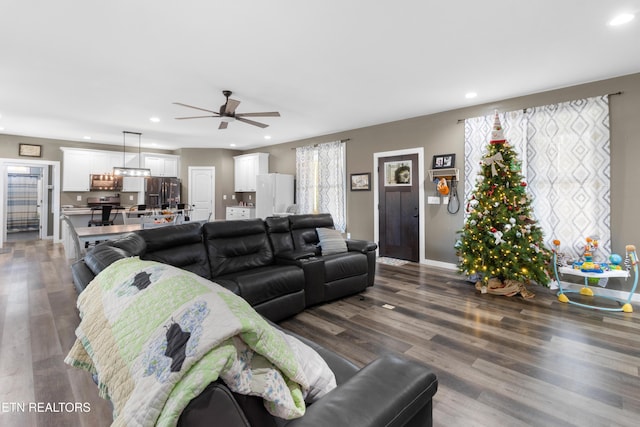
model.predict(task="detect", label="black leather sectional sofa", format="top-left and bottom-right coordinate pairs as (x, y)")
top-left (70, 214), bottom-right (438, 426)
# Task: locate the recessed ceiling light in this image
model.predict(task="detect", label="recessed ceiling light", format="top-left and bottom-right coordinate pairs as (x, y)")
top-left (150, 117), bottom-right (161, 123)
top-left (264, 135), bottom-right (272, 140)
top-left (609, 13), bottom-right (635, 26)
top-left (230, 143), bottom-right (236, 147)
top-left (0, 127), bottom-right (5, 131)
top-left (465, 92), bottom-right (478, 99)
top-left (83, 136), bottom-right (91, 140)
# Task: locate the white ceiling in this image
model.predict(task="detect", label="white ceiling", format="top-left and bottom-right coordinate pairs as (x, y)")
top-left (1, 1), bottom-right (639, 151)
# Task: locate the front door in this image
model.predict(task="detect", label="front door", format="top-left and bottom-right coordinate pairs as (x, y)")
top-left (188, 167), bottom-right (215, 221)
top-left (378, 154), bottom-right (419, 261)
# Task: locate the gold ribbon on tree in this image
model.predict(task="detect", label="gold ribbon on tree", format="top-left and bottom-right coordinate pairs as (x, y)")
top-left (484, 152), bottom-right (505, 176)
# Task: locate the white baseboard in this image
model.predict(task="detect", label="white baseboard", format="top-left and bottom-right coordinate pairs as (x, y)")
top-left (421, 258), bottom-right (458, 270)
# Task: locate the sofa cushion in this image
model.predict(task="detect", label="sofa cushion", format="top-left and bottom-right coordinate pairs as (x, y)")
top-left (323, 252), bottom-right (368, 282)
top-left (217, 265), bottom-right (304, 306)
top-left (289, 213), bottom-right (334, 254)
top-left (316, 228), bottom-right (348, 255)
top-left (136, 222), bottom-right (211, 280)
top-left (265, 216), bottom-right (295, 256)
top-left (203, 220), bottom-right (275, 278)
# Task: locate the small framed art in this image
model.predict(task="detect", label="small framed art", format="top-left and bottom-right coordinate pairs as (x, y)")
top-left (432, 153), bottom-right (455, 169)
top-left (350, 172), bottom-right (371, 191)
top-left (19, 144), bottom-right (42, 157)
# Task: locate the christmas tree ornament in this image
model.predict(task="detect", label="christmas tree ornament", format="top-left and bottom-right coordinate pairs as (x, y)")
top-left (489, 111), bottom-right (506, 145)
top-left (485, 152), bottom-right (505, 176)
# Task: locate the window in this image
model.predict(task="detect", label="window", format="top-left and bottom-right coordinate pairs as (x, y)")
top-left (296, 141), bottom-right (346, 231)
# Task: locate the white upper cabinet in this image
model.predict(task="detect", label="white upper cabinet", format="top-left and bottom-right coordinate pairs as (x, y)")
top-left (143, 154), bottom-right (179, 177)
top-left (61, 147), bottom-right (180, 191)
top-left (61, 149), bottom-right (93, 192)
top-left (234, 153), bottom-right (269, 192)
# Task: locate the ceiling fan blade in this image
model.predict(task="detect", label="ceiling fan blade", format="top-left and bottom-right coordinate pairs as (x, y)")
top-left (173, 102), bottom-right (219, 115)
top-left (235, 111), bottom-right (280, 118)
top-left (175, 115), bottom-right (218, 120)
top-left (236, 117), bottom-right (269, 128)
top-left (219, 121), bottom-right (228, 130)
top-left (224, 98), bottom-right (241, 115)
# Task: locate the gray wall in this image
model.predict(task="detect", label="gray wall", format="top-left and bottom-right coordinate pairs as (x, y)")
top-left (176, 147), bottom-right (241, 220)
top-left (2, 72), bottom-right (639, 273)
top-left (250, 73), bottom-right (640, 269)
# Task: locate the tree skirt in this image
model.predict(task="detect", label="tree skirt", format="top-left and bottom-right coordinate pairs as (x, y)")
top-left (475, 278), bottom-right (535, 299)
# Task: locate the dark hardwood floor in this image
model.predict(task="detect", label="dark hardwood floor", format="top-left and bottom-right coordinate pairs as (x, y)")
top-left (1, 239), bottom-right (640, 426)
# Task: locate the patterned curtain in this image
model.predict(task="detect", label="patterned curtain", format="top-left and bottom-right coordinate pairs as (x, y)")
top-left (464, 95), bottom-right (610, 260)
top-left (296, 141), bottom-right (346, 231)
top-left (7, 173), bottom-right (40, 232)
top-left (295, 145), bottom-right (317, 217)
top-left (464, 109), bottom-right (528, 206)
top-left (525, 96), bottom-right (610, 260)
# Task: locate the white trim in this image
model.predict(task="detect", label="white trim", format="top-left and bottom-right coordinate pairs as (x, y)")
top-left (422, 259), bottom-right (458, 270)
top-left (0, 158), bottom-right (61, 248)
top-left (373, 147), bottom-right (425, 264)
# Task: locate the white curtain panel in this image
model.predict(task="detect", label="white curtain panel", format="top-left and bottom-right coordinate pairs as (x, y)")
top-left (464, 95), bottom-right (610, 261)
top-left (296, 141), bottom-right (347, 232)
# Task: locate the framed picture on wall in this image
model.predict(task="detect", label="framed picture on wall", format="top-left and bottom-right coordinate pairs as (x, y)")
top-left (19, 143), bottom-right (42, 157)
top-left (432, 153), bottom-right (455, 169)
top-left (350, 173), bottom-right (371, 191)
top-left (384, 160), bottom-right (412, 186)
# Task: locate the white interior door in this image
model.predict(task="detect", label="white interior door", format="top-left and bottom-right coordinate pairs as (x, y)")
top-left (188, 166), bottom-right (215, 221)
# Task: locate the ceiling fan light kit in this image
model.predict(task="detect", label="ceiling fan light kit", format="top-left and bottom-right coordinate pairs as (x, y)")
top-left (174, 90), bottom-right (280, 129)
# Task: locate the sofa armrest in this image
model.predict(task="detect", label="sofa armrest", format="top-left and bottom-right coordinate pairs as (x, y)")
top-left (346, 239), bottom-right (377, 253)
top-left (275, 250), bottom-right (317, 263)
top-left (284, 354), bottom-right (437, 427)
top-left (71, 260), bottom-right (96, 294)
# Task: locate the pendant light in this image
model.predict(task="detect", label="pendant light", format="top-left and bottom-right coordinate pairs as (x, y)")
top-left (113, 131), bottom-right (151, 177)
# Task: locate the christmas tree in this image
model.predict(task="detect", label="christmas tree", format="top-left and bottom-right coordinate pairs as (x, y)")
top-left (457, 112), bottom-right (551, 297)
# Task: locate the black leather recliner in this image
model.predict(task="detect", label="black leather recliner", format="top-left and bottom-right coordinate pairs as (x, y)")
top-left (266, 214), bottom-right (377, 307)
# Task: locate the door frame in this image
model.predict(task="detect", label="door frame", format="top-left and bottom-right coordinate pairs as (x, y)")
top-left (373, 147), bottom-right (425, 264)
top-left (188, 166), bottom-right (216, 221)
top-left (0, 158), bottom-right (61, 248)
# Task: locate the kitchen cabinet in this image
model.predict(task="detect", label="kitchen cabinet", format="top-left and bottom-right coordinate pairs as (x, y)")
top-left (61, 149), bottom-right (93, 191)
top-left (226, 206), bottom-right (256, 220)
top-left (143, 154), bottom-right (179, 177)
top-left (234, 153), bottom-right (269, 192)
top-left (61, 147), bottom-right (161, 192)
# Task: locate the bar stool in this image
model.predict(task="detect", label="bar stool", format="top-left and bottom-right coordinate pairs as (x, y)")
top-left (88, 205), bottom-right (115, 226)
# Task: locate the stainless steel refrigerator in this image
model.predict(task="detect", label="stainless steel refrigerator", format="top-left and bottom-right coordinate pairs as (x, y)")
top-left (145, 177), bottom-right (181, 208)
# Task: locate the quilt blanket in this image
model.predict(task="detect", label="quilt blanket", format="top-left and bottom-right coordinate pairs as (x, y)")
top-left (65, 257), bottom-right (309, 427)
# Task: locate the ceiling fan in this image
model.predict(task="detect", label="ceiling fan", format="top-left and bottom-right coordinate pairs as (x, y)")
top-left (173, 90), bottom-right (280, 129)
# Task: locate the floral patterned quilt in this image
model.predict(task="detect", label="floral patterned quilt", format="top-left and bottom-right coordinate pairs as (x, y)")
top-left (65, 257), bottom-right (308, 427)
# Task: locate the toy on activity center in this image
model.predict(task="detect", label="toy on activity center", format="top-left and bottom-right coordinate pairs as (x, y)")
top-left (570, 237), bottom-right (623, 273)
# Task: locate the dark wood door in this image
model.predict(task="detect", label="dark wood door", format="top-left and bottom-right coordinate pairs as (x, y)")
top-left (378, 154), bottom-right (419, 262)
